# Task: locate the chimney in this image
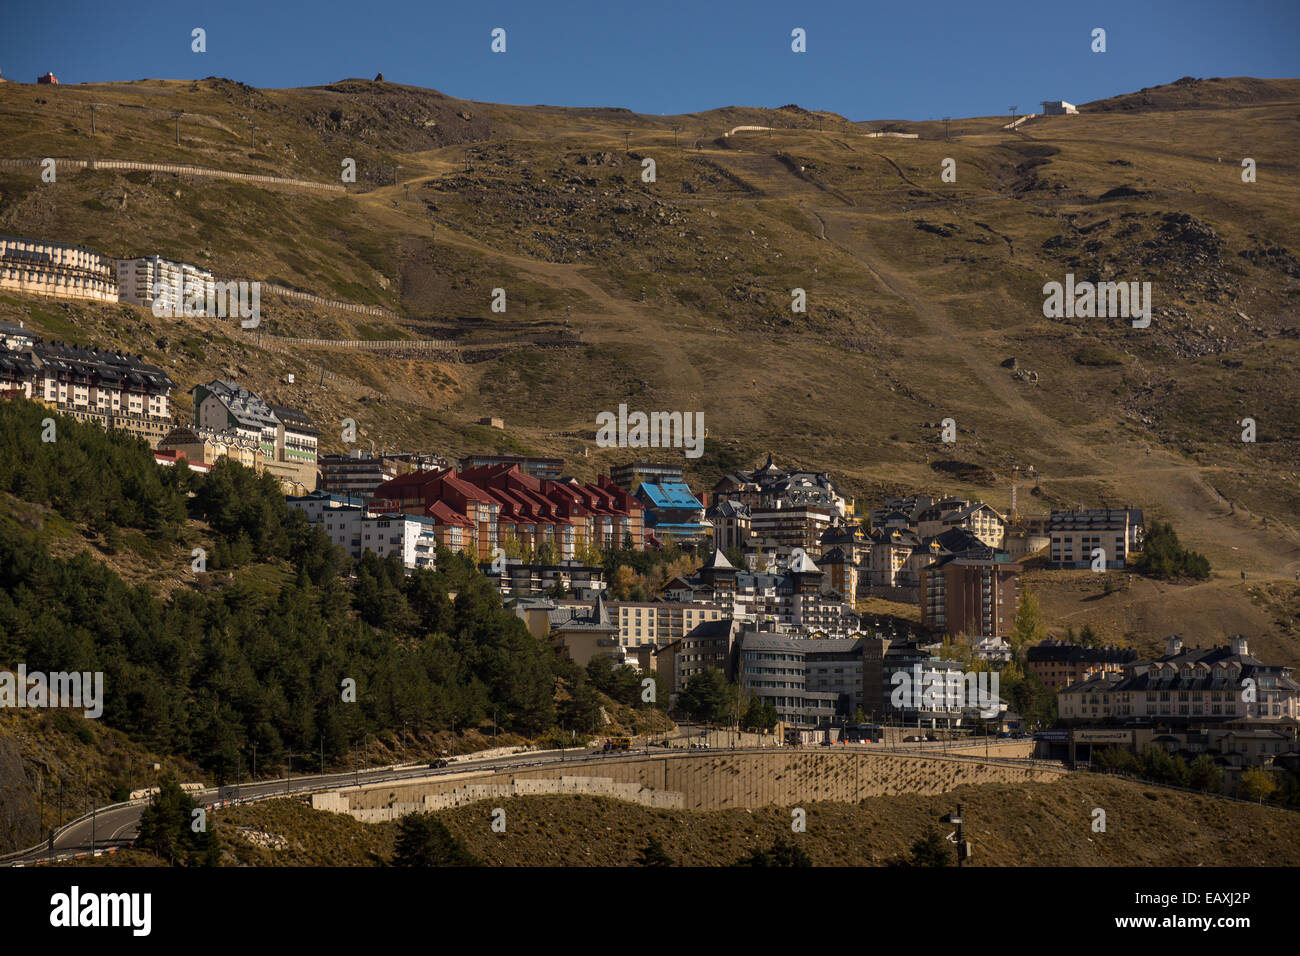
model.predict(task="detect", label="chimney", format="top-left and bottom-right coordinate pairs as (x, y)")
top-left (1230, 635), bottom-right (1248, 657)
top-left (1165, 635), bottom-right (1183, 657)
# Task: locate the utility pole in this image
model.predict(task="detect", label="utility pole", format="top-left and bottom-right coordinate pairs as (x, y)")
top-left (89, 103), bottom-right (97, 135)
top-left (1008, 106), bottom-right (1018, 130)
top-left (90, 804), bottom-right (96, 855)
top-left (173, 110), bottom-right (183, 146)
top-left (941, 804), bottom-right (969, 867)
top-left (286, 750), bottom-right (292, 795)
top-left (248, 121), bottom-right (256, 150)
top-left (672, 125), bottom-right (680, 147)
top-left (942, 116), bottom-right (951, 141)
top-left (624, 130), bottom-right (630, 152)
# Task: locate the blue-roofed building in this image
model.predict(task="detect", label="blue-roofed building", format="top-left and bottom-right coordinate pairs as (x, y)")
top-left (636, 480), bottom-right (712, 547)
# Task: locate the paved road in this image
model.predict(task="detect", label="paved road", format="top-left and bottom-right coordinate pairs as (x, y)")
top-left (2, 746), bottom-right (608, 866)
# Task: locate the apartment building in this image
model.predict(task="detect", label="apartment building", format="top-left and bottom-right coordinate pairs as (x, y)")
top-left (921, 549), bottom-right (1021, 639)
top-left (1048, 508), bottom-right (1144, 569)
top-left (0, 320), bottom-right (36, 351)
top-left (676, 618), bottom-right (743, 688)
top-left (115, 255), bottom-right (216, 313)
top-left (881, 641), bottom-right (1000, 728)
top-left (458, 454), bottom-right (564, 481)
top-left (374, 464), bottom-right (646, 563)
top-left (610, 460), bottom-right (684, 493)
top-left (286, 492), bottom-right (438, 570)
top-left (190, 380), bottom-right (318, 493)
top-left (1026, 639), bottom-right (1138, 692)
top-left (636, 479), bottom-right (711, 547)
top-left (817, 546), bottom-right (858, 602)
top-left (481, 559), bottom-right (607, 601)
top-left (0, 337), bottom-right (175, 445)
top-left (713, 454), bottom-right (847, 518)
top-left (1058, 635), bottom-right (1300, 725)
top-left (318, 449), bottom-right (449, 499)
top-left (707, 498), bottom-right (753, 552)
top-left (158, 424), bottom-right (260, 471)
top-left (738, 633), bottom-right (840, 728)
top-left (665, 548), bottom-right (863, 638)
top-left (738, 632), bottom-right (890, 727)
top-left (0, 235), bottom-right (119, 304)
top-left (749, 503), bottom-right (834, 558)
top-left (511, 594), bottom-right (727, 652)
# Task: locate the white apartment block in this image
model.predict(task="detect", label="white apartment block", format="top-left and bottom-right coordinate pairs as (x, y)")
top-left (287, 495), bottom-right (437, 571)
top-left (116, 255), bottom-right (216, 313)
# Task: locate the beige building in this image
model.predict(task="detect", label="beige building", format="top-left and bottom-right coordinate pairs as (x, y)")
top-left (1, 340), bottom-right (174, 446)
top-left (188, 380), bottom-right (318, 493)
top-left (1058, 636), bottom-right (1300, 723)
top-left (1049, 508), bottom-right (1143, 569)
top-left (0, 235), bottom-right (118, 304)
top-left (158, 424), bottom-right (260, 471)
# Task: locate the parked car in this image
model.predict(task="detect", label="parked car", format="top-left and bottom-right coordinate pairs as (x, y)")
top-left (903, 735), bottom-right (925, 742)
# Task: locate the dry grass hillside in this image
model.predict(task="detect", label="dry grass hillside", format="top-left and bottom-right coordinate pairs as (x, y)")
top-left (170, 773), bottom-right (1300, 866)
top-left (1, 74), bottom-right (1298, 658)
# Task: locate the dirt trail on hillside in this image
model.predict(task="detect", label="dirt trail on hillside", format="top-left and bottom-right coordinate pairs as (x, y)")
top-left (817, 206), bottom-right (1098, 467)
top-left (352, 182), bottom-right (710, 412)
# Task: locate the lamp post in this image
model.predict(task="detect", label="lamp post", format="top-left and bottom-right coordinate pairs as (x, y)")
top-left (941, 804), bottom-right (969, 867)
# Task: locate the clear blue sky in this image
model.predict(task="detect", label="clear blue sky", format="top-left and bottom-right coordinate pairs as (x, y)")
top-left (3, 0), bottom-right (1297, 120)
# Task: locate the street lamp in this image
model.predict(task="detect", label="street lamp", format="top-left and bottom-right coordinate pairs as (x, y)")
top-left (940, 804), bottom-right (970, 867)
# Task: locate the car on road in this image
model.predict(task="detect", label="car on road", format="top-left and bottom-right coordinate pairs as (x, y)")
top-left (429, 758), bottom-right (449, 768)
top-left (903, 735), bottom-right (925, 742)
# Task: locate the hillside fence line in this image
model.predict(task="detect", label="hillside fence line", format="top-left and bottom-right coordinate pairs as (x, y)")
top-left (245, 330), bottom-right (581, 354)
top-left (0, 157), bottom-right (344, 193)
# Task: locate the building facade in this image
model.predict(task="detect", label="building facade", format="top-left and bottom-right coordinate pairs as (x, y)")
top-left (1026, 639), bottom-right (1138, 692)
top-left (286, 492), bottom-right (437, 570)
top-left (190, 380), bottom-right (318, 493)
top-left (0, 235), bottom-right (119, 304)
top-left (1049, 508), bottom-right (1143, 569)
top-left (921, 551), bottom-right (1021, 639)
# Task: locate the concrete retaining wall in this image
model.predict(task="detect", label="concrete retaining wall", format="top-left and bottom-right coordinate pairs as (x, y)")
top-left (313, 750), bottom-right (1064, 821)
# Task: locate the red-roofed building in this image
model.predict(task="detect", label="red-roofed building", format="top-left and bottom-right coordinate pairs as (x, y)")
top-left (372, 464), bottom-right (645, 560)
